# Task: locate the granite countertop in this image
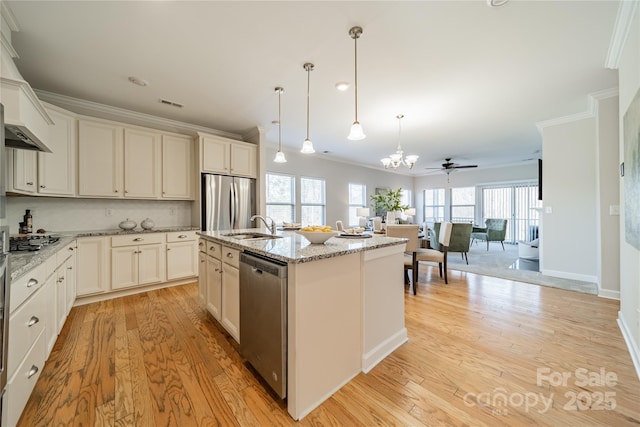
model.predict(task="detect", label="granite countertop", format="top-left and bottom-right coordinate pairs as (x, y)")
top-left (8, 226), bottom-right (199, 281)
top-left (198, 228), bottom-right (406, 264)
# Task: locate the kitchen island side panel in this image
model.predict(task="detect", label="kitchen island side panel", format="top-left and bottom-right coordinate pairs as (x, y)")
top-left (287, 253), bottom-right (362, 420)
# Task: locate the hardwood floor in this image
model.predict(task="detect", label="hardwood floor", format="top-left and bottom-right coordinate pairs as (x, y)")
top-left (18, 267), bottom-right (640, 426)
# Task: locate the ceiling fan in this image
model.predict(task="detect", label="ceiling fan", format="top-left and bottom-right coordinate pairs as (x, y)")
top-left (425, 158), bottom-right (478, 174)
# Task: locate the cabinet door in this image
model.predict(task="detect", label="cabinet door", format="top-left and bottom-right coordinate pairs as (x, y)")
top-left (167, 241), bottom-right (197, 281)
top-left (206, 256), bottom-right (222, 320)
top-left (198, 251), bottom-right (207, 303)
top-left (201, 135), bottom-right (230, 174)
top-left (42, 273), bottom-right (57, 353)
top-left (13, 149), bottom-right (37, 193)
top-left (65, 246), bottom-right (76, 315)
top-left (111, 246), bottom-right (138, 290)
top-left (78, 119), bottom-right (123, 197)
top-left (76, 237), bottom-right (110, 296)
top-left (38, 106), bottom-right (76, 196)
top-left (162, 135), bottom-right (194, 199)
top-left (138, 244), bottom-right (166, 285)
top-left (56, 265), bottom-right (67, 333)
top-left (124, 127), bottom-right (161, 198)
top-left (221, 265), bottom-right (240, 342)
top-left (230, 142), bottom-right (257, 178)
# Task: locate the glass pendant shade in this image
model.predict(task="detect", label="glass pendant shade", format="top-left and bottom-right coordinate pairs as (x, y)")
top-left (274, 150), bottom-right (287, 163)
top-left (348, 121), bottom-right (366, 140)
top-left (301, 138), bottom-right (315, 153)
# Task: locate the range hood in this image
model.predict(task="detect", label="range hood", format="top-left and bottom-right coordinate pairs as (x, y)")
top-left (1, 77), bottom-right (53, 152)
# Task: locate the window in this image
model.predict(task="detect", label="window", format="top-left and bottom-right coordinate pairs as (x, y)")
top-left (423, 188), bottom-right (445, 224)
top-left (300, 177), bottom-right (325, 226)
top-left (348, 183), bottom-right (367, 226)
top-left (451, 186), bottom-right (475, 222)
top-left (400, 189), bottom-right (411, 208)
top-left (266, 173), bottom-right (295, 224)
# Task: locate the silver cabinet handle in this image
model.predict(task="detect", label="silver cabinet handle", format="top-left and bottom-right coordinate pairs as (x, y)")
top-left (200, 259), bottom-right (205, 263)
top-left (133, 238), bottom-right (143, 242)
top-left (68, 266), bottom-right (73, 270)
top-left (27, 365), bottom-right (39, 379)
top-left (26, 182), bottom-right (33, 186)
top-left (69, 247), bottom-right (74, 251)
top-left (167, 248), bottom-right (171, 251)
top-left (27, 278), bottom-right (38, 288)
top-left (28, 316), bottom-right (40, 327)
top-left (209, 246), bottom-right (216, 251)
top-left (178, 234), bottom-right (187, 239)
top-left (114, 189), bottom-right (118, 193)
top-left (226, 253), bottom-right (233, 258)
top-left (40, 185), bottom-right (46, 188)
top-left (198, 242), bottom-right (204, 246)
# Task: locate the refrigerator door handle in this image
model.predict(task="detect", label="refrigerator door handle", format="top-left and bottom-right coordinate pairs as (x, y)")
top-left (230, 181), bottom-right (237, 229)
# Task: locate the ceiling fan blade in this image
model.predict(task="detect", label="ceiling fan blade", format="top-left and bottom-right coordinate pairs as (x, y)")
top-left (452, 165), bottom-right (478, 169)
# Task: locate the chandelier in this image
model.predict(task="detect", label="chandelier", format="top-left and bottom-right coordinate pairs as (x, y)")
top-left (381, 114), bottom-right (419, 169)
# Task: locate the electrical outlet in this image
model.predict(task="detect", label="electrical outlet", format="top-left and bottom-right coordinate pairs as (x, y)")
top-left (170, 207), bottom-right (176, 216)
top-left (105, 208), bottom-right (114, 217)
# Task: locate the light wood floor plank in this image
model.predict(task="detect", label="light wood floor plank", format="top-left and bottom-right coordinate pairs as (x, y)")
top-left (17, 267), bottom-right (640, 426)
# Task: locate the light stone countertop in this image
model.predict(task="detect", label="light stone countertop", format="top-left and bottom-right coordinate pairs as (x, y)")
top-left (198, 228), bottom-right (406, 264)
top-left (8, 226), bottom-right (199, 281)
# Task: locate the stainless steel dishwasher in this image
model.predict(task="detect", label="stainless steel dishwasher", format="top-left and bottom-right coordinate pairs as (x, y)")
top-left (239, 252), bottom-right (288, 399)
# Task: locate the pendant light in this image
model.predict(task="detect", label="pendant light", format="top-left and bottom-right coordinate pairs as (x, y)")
top-left (381, 114), bottom-right (419, 169)
top-left (301, 63), bottom-right (315, 154)
top-left (347, 26), bottom-right (366, 140)
top-left (274, 87), bottom-right (287, 163)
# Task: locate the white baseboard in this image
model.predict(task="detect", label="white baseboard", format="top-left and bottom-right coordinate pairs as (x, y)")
top-left (617, 312), bottom-right (640, 380)
top-left (73, 277), bottom-right (197, 306)
top-left (598, 288), bottom-right (620, 300)
top-left (541, 269), bottom-right (597, 283)
top-left (361, 328), bottom-right (408, 374)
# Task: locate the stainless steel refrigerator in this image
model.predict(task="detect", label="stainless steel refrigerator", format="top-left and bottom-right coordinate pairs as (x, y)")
top-left (201, 173), bottom-right (256, 231)
top-left (1, 103), bottom-right (11, 403)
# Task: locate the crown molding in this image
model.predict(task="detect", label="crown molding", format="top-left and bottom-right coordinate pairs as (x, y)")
top-left (605, 0), bottom-right (638, 70)
top-left (1, 2), bottom-right (20, 33)
top-left (0, 31), bottom-right (18, 59)
top-left (34, 89), bottom-right (243, 140)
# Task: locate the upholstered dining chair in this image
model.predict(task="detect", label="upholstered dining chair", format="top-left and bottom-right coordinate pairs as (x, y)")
top-left (416, 221), bottom-right (453, 284)
top-left (385, 224), bottom-right (419, 294)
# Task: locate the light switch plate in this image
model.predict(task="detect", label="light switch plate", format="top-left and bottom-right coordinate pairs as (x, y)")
top-left (609, 205), bottom-right (620, 215)
top-left (544, 206), bottom-right (552, 214)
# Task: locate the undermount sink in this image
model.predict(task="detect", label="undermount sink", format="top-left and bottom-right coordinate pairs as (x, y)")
top-left (223, 232), bottom-right (282, 241)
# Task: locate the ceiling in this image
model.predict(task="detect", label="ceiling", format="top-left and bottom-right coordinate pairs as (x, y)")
top-left (5, 1), bottom-right (620, 175)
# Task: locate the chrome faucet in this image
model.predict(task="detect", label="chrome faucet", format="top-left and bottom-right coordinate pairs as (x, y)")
top-left (251, 215), bottom-right (276, 235)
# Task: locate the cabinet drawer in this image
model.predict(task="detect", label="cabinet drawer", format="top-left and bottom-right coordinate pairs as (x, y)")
top-left (112, 233), bottom-right (164, 247)
top-left (5, 331), bottom-right (47, 427)
top-left (8, 283), bottom-right (46, 378)
top-left (56, 241), bottom-right (75, 266)
top-left (10, 265), bottom-right (45, 313)
top-left (166, 230), bottom-right (196, 243)
top-left (206, 241), bottom-right (221, 259)
top-left (222, 246), bottom-right (239, 268)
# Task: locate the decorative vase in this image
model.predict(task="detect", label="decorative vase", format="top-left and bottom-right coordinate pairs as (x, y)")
top-left (386, 211), bottom-right (396, 225)
top-left (119, 218), bottom-right (137, 230)
top-left (141, 218), bottom-right (155, 230)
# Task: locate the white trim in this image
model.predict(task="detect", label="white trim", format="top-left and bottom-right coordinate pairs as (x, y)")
top-left (598, 288), bottom-right (620, 300)
top-left (606, 0), bottom-right (639, 70)
top-left (536, 111), bottom-right (594, 134)
top-left (589, 87), bottom-right (619, 101)
top-left (35, 89), bottom-right (243, 140)
top-left (289, 371), bottom-right (360, 421)
top-left (73, 277), bottom-right (197, 306)
top-left (0, 2), bottom-right (20, 32)
top-left (0, 31), bottom-right (18, 59)
top-left (361, 328), bottom-right (408, 373)
top-left (540, 268), bottom-right (597, 284)
top-left (617, 312), bottom-right (640, 380)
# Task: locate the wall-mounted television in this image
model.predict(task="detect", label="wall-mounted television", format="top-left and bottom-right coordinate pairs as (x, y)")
top-left (538, 158), bottom-right (543, 201)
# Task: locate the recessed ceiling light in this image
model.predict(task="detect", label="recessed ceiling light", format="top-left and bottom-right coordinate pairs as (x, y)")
top-left (335, 82), bottom-right (350, 91)
top-left (128, 76), bottom-right (149, 86)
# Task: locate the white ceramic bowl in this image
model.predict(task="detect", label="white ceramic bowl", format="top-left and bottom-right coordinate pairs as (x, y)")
top-left (296, 230), bottom-right (340, 244)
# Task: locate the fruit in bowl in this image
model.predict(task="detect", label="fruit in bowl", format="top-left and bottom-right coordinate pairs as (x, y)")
top-left (296, 225), bottom-right (340, 244)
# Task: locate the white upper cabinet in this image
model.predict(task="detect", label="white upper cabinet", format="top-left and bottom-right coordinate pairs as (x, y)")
top-left (78, 119), bottom-right (124, 197)
top-left (123, 127), bottom-right (161, 199)
top-left (38, 104), bottom-right (76, 196)
top-left (11, 149), bottom-right (37, 193)
top-left (162, 134), bottom-right (194, 199)
top-left (199, 133), bottom-right (256, 178)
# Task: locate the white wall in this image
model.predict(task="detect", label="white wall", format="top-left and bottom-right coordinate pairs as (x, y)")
top-left (264, 147), bottom-right (413, 226)
top-left (6, 197), bottom-right (192, 234)
top-left (617, 1), bottom-right (640, 377)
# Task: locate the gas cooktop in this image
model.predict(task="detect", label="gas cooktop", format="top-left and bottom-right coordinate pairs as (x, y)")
top-left (9, 235), bottom-right (60, 252)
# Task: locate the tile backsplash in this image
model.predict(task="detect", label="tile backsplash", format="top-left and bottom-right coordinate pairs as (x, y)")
top-left (7, 197), bottom-right (193, 234)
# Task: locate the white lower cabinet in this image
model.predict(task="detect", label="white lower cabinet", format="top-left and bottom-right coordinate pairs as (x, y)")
top-left (198, 239), bottom-right (207, 303)
top-left (204, 242), bottom-right (240, 343)
top-left (111, 241), bottom-right (166, 290)
top-left (166, 231), bottom-right (198, 281)
top-left (76, 236), bottom-right (110, 296)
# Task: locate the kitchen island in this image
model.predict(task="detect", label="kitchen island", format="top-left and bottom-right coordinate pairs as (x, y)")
top-left (198, 228), bottom-right (408, 420)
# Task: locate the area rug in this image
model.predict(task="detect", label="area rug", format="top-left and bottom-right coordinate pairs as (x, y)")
top-left (445, 242), bottom-right (598, 295)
